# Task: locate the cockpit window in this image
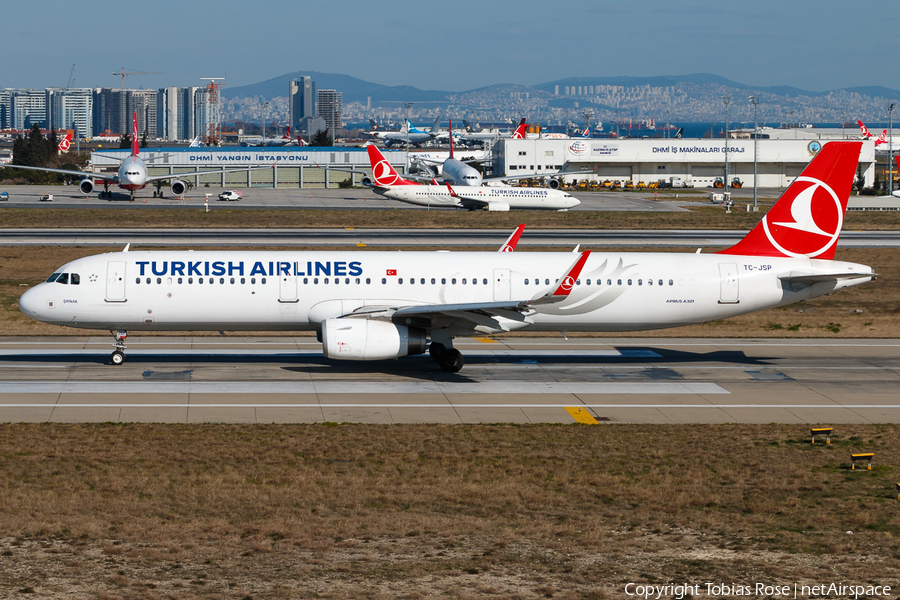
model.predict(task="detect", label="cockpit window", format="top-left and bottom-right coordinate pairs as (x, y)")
top-left (46, 272), bottom-right (79, 285)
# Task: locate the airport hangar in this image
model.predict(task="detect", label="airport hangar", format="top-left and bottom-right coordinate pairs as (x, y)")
top-left (491, 137), bottom-right (877, 189)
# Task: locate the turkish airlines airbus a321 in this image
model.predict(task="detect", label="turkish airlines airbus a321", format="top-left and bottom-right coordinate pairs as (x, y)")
top-left (19, 141), bottom-right (873, 372)
top-left (2, 113), bottom-right (271, 199)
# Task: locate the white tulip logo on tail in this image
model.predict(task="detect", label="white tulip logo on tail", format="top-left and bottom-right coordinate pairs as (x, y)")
top-left (373, 159), bottom-right (402, 185)
top-left (762, 176), bottom-right (842, 258)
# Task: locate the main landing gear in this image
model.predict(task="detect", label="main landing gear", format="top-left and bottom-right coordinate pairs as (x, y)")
top-left (429, 342), bottom-right (464, 373)
top-left (99, 183), bottom-right (112, 199)
top-left (110, 330), bottom-right (127, 365)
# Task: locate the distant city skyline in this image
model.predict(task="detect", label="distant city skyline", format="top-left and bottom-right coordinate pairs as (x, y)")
top-left (3, 0), bottom-right (897, 94)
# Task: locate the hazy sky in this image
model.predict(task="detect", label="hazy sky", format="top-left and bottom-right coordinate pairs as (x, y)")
top-left (5, 0), bottom-right (898, 92)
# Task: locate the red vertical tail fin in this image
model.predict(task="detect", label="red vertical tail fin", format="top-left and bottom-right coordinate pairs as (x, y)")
top-left (718, 141), bottom-right (861, 260)
top-left (366, 144), bottom-right (417, 186)
top-left (512, 118), bottom-right (527, 139)
top-left (131, 112), bottom-right (139, 156)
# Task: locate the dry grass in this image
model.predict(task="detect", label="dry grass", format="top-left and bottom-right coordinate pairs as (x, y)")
top-left (1, 246), bottom-right (897, 338)
top-left (0, 423), bottom-right (897, 599)
top-left (3, 205), bottom-right (900, 229)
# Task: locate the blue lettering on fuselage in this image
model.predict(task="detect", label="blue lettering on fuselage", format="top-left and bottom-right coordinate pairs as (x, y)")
top-left (134, 260), bottom-right (365, 277)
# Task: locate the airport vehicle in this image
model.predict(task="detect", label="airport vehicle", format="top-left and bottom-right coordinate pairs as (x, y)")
top-left (368, 118), bottom-right (440, 148)
top-left (18, 141), bottom-right (873, 372)
top-left (362, 145), bottom-right (580, 211)
top-left (731, 177), bottom-right (743, 189)
top-left (39, 193), bottom-right (53, 201)
top-left (0, 192), bottom-right (7, 201)
top-left (713, 177), bottom-right (725, 188)
top-left (1, 113), bottom-right (272, 200)
top-left (218, 190), bottom-right (242, 201)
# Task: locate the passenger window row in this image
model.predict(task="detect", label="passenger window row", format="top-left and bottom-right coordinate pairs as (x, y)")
top-left (136, 277), bottom-right (268, 285)
top-left (524, 278), bottom-right (674, 287)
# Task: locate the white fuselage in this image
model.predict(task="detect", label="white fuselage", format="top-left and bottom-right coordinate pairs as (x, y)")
top-left (19, 250), bottom-right (871, 334)
top-left (441, 158), bottom-right (483, 186)
top-left (375, 184), bottom-right (580, 210)
top-left (117, 155), bottom-right (147, 191)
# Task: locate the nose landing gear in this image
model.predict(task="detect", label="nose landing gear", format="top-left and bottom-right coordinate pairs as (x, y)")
top-left (110, 330), bottom-right (127, 365)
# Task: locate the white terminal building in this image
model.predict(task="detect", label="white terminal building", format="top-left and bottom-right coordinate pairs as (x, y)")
top-left (492, 136), bottom-right (877, 189)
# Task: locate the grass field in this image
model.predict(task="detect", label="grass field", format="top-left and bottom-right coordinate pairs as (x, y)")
top-left (1, 246), bottom-right (897, 338)
top-left (3, 205), bottom-right (900, 230)
top-left (0, 423), bottom-right (897, 599)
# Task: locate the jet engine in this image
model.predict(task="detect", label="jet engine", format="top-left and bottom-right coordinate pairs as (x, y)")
top-left (321, 318), bottom-right (426, 361)
top-left (486, 201), bottom-right (510, 212)
top-left (360, 176), bottom-right (373, 187)
top-left (170, 180), bottom-right (187, 196)
top-left (78, 179), bottom-right (94, 195)
top-left (548, 178), bottom-right (561, 190)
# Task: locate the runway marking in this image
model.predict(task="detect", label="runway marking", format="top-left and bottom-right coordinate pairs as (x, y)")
top-left (0, 381), bottom-right (728, 394)
top-left (565, 407), bottom-right (599, 424)
top-left (0, 404), bottom-right (898, 409)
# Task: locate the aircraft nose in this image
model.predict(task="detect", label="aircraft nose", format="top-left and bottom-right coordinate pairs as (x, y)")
top-left (18, 286), bottom-right (40, 318)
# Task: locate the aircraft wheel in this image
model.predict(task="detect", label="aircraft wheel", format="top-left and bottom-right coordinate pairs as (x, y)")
top-left (110, 350), bottom-right (125, 365)
top-left (429, 343), bottom-right (446, 362)
top-left (439, 349), bottom-right (464, 373)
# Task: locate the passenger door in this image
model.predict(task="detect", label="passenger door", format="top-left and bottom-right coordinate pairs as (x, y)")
top-left (106, 261), bottom-right (127, 302)
top-left (718, 263), bottom-right (740, 304)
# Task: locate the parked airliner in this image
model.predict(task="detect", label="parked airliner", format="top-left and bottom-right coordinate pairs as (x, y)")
top-left (2, 113), bottom-right (271, 199)
top-left (18, 142), bottom-right (873, 372)
top-left (362, 144), bottom-right (581, 211)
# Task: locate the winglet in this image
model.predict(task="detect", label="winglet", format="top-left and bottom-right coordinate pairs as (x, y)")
top-left (498, 224), bottom-right (526, 252)
top-left (551, 251), bottom-right (591, 296)
top-left (131, 112), bottom-right (139, 157)
top-left (526, 251), bottom-right (592, 306)
top-left (445, 181), bottom-right (458, 197)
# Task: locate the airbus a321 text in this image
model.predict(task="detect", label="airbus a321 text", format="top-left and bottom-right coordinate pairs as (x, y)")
top-left (19, 142), bottom-right (874, 372)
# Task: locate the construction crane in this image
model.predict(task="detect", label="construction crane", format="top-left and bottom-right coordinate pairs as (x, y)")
top-left (113, 68), bottom-right (163, 90)
top-left (66, 64), bottom-right (75, 89)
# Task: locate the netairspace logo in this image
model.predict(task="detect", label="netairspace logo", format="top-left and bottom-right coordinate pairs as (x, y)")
top-left (624, 582), bottom-right (892, 599)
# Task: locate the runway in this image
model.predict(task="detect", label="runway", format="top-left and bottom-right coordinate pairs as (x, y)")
top-left (2, 227), bottom-right (899, 247)
top-left (0, 184), bottom-right (730, 212)
top-left (0, 336), bottom-right (897, 424)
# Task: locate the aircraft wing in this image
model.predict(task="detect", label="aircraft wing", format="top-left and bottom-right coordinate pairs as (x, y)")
top-left (337, 252), bottom-right (592, 332)
top-left (144, 164), bottom-right (277, 183)
top-left (0, 164), bottom-right (118, 182)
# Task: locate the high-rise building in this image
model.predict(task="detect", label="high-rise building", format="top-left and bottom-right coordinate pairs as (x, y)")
top-left (45, 88), bottom-right (93, 138)
top-left (10, 89), bottom-right (47, 130)
top-left (0, 89), bottom-right (11, 129)
top-left (316, 89), bottom-right (342, 134)
top-left (92, 88), bottom-right (126, 136)
top-left (289, 76), bottom-right (315, 132)
top-left (157, 87), bottom-right (200, 141)
top-left (128, 89), bottom-right (158, 139)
